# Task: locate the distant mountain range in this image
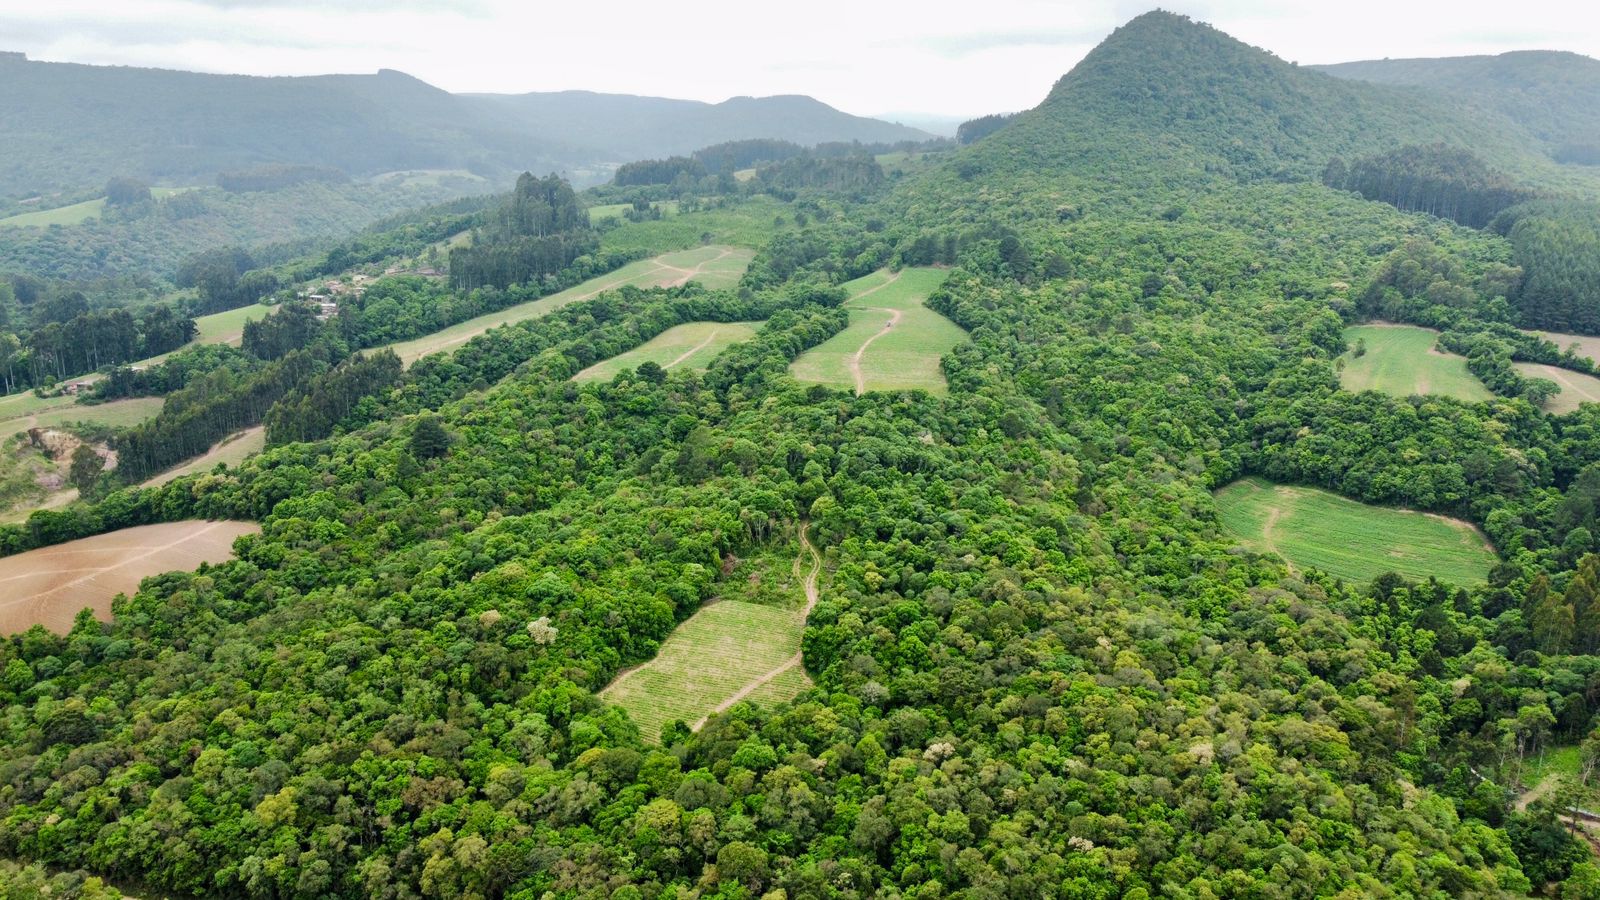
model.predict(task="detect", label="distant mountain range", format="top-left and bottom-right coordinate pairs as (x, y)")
top-left (0, 53), bottom-right (933, 197)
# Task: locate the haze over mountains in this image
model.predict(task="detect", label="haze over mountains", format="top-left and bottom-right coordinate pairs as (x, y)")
top-left (0, 53), bottom-right (931, 197)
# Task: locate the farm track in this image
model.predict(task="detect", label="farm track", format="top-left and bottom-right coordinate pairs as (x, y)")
top-left (849, 308), bottom-right (903, 395)
top-left (693, 521), bottom-right (820, 730)
top-left (663, 331), bottom-right (721, 370)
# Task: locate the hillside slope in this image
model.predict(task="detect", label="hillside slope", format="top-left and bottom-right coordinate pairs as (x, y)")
top-left (980, 11), bottom-right (1539, 183)
top-left (0, 54), bottom-right (930, 197)
top-left (1317, 51), bottom-right (1600, 164)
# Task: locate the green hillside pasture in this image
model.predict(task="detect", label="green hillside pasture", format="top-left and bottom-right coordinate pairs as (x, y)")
top-left (0, 187), bottom-right (191, 229)
top-left (789, 267), bottom-right (964, 394)
top-left (132, 302), bottom-right (279, 368)
top-left (1338, 324), bottom-right (1492, 402)
top-left (589, 200), bottom-right (679, 225)
top-left (573, 321), bottom-right (761, 382)
top-left (1513, 362), bottom-right (1600, 414)
top-left (382, 246), bottom-right (754, 364)
top-left (602, 601), bottom-right (803, 743)
top-left (1215, 477), bottom-right (1496, 586)
top-left (142, 426), bottom-right (266, 487)
top-left (0, 394), bottom-right (164, 444)
top-left (600, 195), bottom-right (787, 255)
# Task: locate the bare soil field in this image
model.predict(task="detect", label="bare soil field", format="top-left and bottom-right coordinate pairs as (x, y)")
top-left (0, 520), bottom-right (259, 634)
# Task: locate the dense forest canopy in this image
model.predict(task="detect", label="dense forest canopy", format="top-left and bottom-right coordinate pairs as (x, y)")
top-left (13, 9), bottom-right (1600, 900)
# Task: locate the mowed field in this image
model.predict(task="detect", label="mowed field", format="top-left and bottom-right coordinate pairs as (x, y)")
top-left (0, 187), bottom-right (192, 228)
top-left (1215, 477), bottom-right (1496, 586)
top-left (790, 267), bottom-right (964, 394)
top-left (1533, 331), bottom-right (1600, 366)
top-left (142, 427), bottom-right (266, 487)
top-left (1339, 324), bottom-right (1492, 402)
top-left (0, 520), bottom-right (259, 634)
top-left (1513, 362), bottom-right (1600, 414)
top-left (0, 394), bottom-right (165, 443)
top-left (573, 321), bottom-right (761, 382)
top-left (382, 246), bottom-right (755, 365)
top-left (603, 525), bottom-right (821, 742)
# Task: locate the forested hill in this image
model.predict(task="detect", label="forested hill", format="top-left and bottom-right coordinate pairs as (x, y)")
top-left (18, 9), bottom-right (1600, 899)
top-left (976, 10), bottom-right (1542, 183)
top-left (0, 55), bottom-right (930, 197)
top-left (1316, 51), bottom-right (1600, 165)
top-left (458, 92), bottom-right (931, 164)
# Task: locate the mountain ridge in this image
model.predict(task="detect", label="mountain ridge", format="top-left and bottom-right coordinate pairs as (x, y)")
top-left (0, 55), bottom-right (932, 197)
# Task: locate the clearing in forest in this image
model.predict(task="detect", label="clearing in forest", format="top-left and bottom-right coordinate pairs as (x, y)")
top-left (0, 187), bottom-right (191, 229)
top-left (1513, 362), bottom-right (1600, 414)
top-left (788, 267), bottom-right (965, 394)
top-left (382, 246), bottom-right (755, 364)
top-left (1338, 324), bottom-right (1491, 402)
top-left (1214, 477), bottom-right (1496, 586)
top-left (1535, 331), bottom-right (1600, 366)
top-left (602, 523), bottom-right (821, 743)
top-left (142, 426), bottom-right (266, 487)
top-left (0, 520), bottom-right (259, 634)
top-left (572, 321), bottom-right (762, 382)
top-left (0, 395), bottom-right (165, 444)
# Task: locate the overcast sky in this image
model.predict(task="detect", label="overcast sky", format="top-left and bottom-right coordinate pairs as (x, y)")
top-left (2, 0), bottom-right (1597, 120)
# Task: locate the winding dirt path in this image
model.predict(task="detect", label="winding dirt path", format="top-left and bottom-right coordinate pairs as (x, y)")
top-left (663, 248), bottom-right (735, 288)
top-left (692, 522), bottom-right (821, 730)
top-left (1517, 773), bottom-right (1559, 812)
top-left (848, 308), bottom-right (902, 395)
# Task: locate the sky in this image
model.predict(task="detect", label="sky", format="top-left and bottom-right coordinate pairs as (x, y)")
top-left (2, 0), bottom-right (1597, 121)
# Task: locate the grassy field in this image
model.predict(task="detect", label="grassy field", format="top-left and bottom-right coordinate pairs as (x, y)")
top-left (573, 321), bottom-right (761, 382)
top-left (142, 427), bottom-right (265, 487)
top-left (382, 247), bottom-right (754, 364)
top-left (600, 196), bottom-right (788, 255)
top-left (603, 530), bottom-right (818, 743)
top-left (1339, 324), bottom-right (1492, 402)
top-left (0, 520), bottom-right (259, 634)
top-left (790, 267), bottom-right (965, 394)
top-left (603, 601), bottom-right (804, 742)
top-left (0, 396), bottom-right (164, 444)
top-left (0, 187), bottom-right (191, 229)
top-left (589, 200), bottom-right (679, 225)
top-left (1513, 362), bottom-right (1600, 414)
top-left (1214, 477), bottom-right (1497, 586)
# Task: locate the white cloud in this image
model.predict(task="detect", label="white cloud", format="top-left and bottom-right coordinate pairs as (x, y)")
top-left (0, 0), bottom-right (1595, 118)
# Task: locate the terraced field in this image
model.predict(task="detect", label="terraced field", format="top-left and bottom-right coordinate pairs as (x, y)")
top-left (1513, 362), bottom-right (1600, 414)
top-left (574, 322), bottom-right (761, 382)
top-left (789, 267), bottom-right (964, 394)
top-left (603, 524), bottom-right (819, 742)
top-left (383, 246), bottom-right (755, 364)
top-left (1215, 477), bottom-right (1496, 586)
top-left (1338, 324), bottom-right (1491, 402)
